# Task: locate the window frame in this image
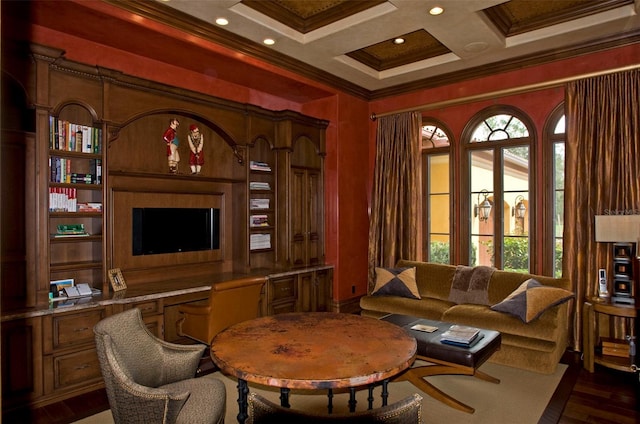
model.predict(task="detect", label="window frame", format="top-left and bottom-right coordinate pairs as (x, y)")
top-left (460, 105), bottom-right (537, 269)
top-left (421, 118), bottom-right (454, 263)
top-left (542, 103), bottom-right (566, 277)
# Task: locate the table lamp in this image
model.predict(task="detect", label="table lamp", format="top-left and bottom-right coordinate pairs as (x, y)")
top-left (594, 215), bottom-right (640, 304)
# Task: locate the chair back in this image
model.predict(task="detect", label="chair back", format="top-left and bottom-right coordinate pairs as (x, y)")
top-left (248, 392), bottom-right (423, 424)
top-left (178, 276), bottom-right (266, 344)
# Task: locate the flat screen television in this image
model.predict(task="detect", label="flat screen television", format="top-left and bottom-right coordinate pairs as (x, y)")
top-left (132, 207), bottom-right (220, 256)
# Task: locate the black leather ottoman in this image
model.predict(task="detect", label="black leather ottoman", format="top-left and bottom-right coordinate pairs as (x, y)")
top-left (382, 313), bottom-right (502, 414)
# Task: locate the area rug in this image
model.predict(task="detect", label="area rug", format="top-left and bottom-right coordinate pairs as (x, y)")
top-left (74, 361), bottom-right (567, 424)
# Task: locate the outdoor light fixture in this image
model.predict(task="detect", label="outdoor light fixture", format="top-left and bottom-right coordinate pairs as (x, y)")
top-left (512, 195), bottom-right (527, 219)
top-left (474, 189), bottom-right (492, 222)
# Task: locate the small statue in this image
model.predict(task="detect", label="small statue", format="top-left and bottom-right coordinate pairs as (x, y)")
top-left (188, 124), bottom-right (204, 174)
top-left (163, 118), bottom-right (180, 174)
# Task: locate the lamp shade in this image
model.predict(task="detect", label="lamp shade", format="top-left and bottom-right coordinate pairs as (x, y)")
top-left (594, 215), bottom-right (640, 242)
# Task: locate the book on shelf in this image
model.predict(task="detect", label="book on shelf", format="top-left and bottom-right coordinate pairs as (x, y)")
top-left (50, 117), bottom-right (102, 153)
top-left (250, 233), bottom-right (271, 250)
top-left (49, 187), bottom-right (77, 212)
top-left (77, 202), bottom-right (102, 212)
top-left (441, 325), bottom-right (481, 344)
top-left (249, 161), bottom-right (272, 171)
top-left (601, 337), bottom-right (629, 357)
top-left (249, 181), bottom-right (271, 190)
top-left (250, 198), bottom-right (270, 210)
top-left (53, 223), bottom-right (89, 237)
top-left (250, 214), bottom-right (269, 227)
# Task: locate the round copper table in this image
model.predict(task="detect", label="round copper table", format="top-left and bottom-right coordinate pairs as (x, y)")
top-left (211, 312), bottom-right (417, 423)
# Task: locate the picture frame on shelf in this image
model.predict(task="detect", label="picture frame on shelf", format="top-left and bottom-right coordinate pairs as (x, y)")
top-left (108, 268), bottom-right (127, 292)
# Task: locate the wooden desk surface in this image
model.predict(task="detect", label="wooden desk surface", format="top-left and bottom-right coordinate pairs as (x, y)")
top-left (210, 312), bottom-right (417, 390)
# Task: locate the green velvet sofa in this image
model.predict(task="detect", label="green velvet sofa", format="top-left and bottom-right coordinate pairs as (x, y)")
top-left (359, 260), bottom-right (573, 374)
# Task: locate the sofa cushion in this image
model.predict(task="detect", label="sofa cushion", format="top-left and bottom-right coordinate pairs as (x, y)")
top-left (443, 303), bottom-right (563, 342)
top-left (396, 260), bottom-right (456, 301)
top-left (372, 267), bottom-right (420, 299)
top-left (448, 265), bottom-right (494, 305)
top-left (360, 295), bottom-right (452, 321)
top-left (490, 279), bottom-right (574, 323)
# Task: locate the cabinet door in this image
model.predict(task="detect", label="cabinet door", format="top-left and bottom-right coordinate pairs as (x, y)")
top-left (1, 318), bottom-right (43, 409)
top-left (298, 270), bottom-right (333, 313)
top-left (290, 168), bottom-right (322, 267)
top-left (314, 268), bottom-right (333, 312)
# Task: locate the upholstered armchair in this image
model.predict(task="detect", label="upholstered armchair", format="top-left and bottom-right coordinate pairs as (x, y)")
top-left (177, 276), bottom-right (267, 344)
top-left (248, 392), bottom-right (423, 424)
top-left (94, 308), bottom-right (226, 424)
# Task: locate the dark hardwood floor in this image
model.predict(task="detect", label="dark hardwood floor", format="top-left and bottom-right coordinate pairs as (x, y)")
top-left (3, 351), bottom-right (638, 424)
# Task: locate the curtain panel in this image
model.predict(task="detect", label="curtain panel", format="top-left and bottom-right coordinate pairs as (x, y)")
top-left (367, 111), bottom-right (421, 292)
top-left (564, 69), bottom-right (640, 351)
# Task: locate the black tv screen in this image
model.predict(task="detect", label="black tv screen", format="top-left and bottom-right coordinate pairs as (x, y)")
top-left (132, 207), bottom-right (219, 256)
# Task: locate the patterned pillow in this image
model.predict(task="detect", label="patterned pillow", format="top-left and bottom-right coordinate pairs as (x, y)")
top-left (490, 278), bottom-right (574, 323)
top-left (372, 267), bottom-right (420, 299)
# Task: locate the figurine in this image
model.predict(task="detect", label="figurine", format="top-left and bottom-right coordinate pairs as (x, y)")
top-left (188, 124), bottom-right (204, 174)
top-left (163, 118), bottom-right (180, 174)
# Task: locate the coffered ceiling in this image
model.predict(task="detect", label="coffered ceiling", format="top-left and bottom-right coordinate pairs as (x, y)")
top-left (15, 0), bottom-right (640, 100)
top-left (142, 0), bottom-right (640, 97)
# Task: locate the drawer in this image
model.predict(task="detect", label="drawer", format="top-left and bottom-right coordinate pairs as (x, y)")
top-left (127, 299), bottom-right (162, 316)
top-left (44, 308), bottom-right (106, 353)
top-left (269, 276), bottom-right (297, 302)
top-left (44, 347), bottom-right (102, 393)
top-left (271, 301), bottom-right (297, 315)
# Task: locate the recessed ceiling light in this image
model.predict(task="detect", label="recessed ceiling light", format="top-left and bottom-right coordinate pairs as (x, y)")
top-left (215, 18), bottom-right (229, 26)
top-left (263, 38), bottom-right (275, 46)
top-left (429, 6), bottom-right (444, 16)
top-left (393, 38), bottom-right (405, 45)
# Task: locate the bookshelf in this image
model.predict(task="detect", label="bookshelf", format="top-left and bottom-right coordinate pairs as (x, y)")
top-left (248, 138), bottom-right (276, 268)
top-left (48, 104), bottom-right (106, 295)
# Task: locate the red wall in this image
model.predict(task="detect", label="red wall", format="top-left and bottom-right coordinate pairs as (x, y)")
top-left (14, 0), bottom-right (640, 303)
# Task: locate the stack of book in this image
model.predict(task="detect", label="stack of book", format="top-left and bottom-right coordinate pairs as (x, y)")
top-left (77, 202), bottom-right (102, 212)
top-left (249, 161), bottom-right (271, 172)
top-left (250, 181), bottom-right (271, 190)
top-left (250, 214), bottom-right (269, 227)
top-left (601, 337), bottom-right (629, 358)
top-left (250, 233), bottom-right (271, 250)
top-left (440, 325), bottom-right (483, 347)
top-left (53, 224), bottom-right (89, 238)
top-left (250, 198), bottom-right (270, 210)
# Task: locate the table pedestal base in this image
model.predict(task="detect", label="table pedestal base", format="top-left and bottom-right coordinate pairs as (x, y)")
top-left (394, 357), bottom-right (500, 414)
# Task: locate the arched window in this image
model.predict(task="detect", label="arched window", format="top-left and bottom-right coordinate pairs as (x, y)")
top-left (544, 104), bottom-right (565, 277)
top-left (463, 106), bottom-right (534, 271)
top-left (422, 119), bottom-right (452, 263)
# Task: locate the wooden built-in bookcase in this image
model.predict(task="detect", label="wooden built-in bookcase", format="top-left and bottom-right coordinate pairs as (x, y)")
top-left (1, 43), bottom-right (331, 411)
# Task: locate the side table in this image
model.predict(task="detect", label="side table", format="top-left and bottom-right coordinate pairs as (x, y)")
top-left (583, 297), bottom-right (638, 372)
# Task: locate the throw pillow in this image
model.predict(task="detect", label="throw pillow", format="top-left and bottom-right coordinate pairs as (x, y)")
top-left (371, 267), bottom-right (421, 299)
top-left (490, 278), bottom-right (574, 323)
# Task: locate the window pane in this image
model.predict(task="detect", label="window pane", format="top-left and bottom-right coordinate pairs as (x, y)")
top-left (427, 154), bottom-right (450, 263)
top-left (554, 141), bottom-right (565, 277)
top-left (503, 146), bottom-right (529, 271)
top-left (470, 150), bottom-right (493, 267)
top-left (422, 125), bottom-right (450, 149)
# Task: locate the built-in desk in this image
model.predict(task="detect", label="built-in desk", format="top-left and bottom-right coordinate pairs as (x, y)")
top-left (1, 265), bottom-right (333, 411)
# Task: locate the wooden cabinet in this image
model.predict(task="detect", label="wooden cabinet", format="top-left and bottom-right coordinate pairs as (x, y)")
top-left (41, 308), bottom-right (107, 403)
top-left (290, 168), bottom-right (322, 267)
top-left (1, 317), bottom-right (43, 410)
top-left (276, 118), bottom-right (328, 269)
top-left (583, 298), bottom-right (638, 372)
top-left (265, 267), bottom-right (333, 315)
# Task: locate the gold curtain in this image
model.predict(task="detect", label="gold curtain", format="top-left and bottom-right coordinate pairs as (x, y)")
top-left (564, 69), bottom-right (640, 351)
top-left (367, 111), bottom-right (422, 292)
